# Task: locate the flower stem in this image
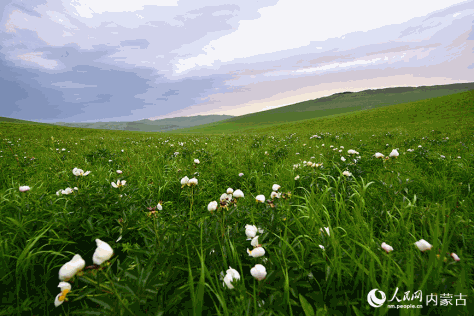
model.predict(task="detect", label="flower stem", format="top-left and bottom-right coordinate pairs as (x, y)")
top-left (221, 208), bottom-right (225, 237)
top-left (190, 187), bottom-right (194, 220)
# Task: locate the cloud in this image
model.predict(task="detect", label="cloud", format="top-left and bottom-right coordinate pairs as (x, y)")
top-left (120, 39), bottom-right (150, 49)
top-left (16, 52), bottom-right (58, 69)
top-left (51, 81), bottom-right (97, 88)
top-left (0, 0), bottom-right (472, 123)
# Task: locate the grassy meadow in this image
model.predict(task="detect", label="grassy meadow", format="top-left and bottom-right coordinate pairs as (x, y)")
top-left (0, 89), bottom-right (473, 316)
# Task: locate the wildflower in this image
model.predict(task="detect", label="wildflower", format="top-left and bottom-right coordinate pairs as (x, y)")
top-left (59, 254), bottom-right (85, 281)
top-left (342, 171), bottom-right (352, 177)
top-left (73, 187), bottom-right (78, 191)
top-left (247, 247), bottom-right (265, 258)
top-left (54, 282), bottom-right (71, 307)
top-left (415, 239), bottom-right (432, 252)
top-left (108, 160), bottom-right (113, 162)
top-left (451, 253), bottom-right (460, 262)
top-left (319, 245), bottom-right (325, 250)
top-left (121, 149), bottom-right (124, 152)
top-left (245, 224), bottom-right (263, 239)
top-left (295, 175), bottom-right (300, 180)
top-left (245, 225), bottom-right (258, 239)
top-left (341, 156), bottom-right (346, 162)
top-left (223, 266), bottom-right (240, 289)
top-left (239, 173), bottom-right (244, 177)
top-left (220, 193), bottom-right (232, 202)
top-left (19, 186), bottom-right (30, 192)
top-left (233, 189), bottom-right (244, 198)
top-left (374, 152), bottom-right (384, 159)
top-left (157, 202), bottom-right (163, 211)
top-left (381, 242), bottom-right (393, 253)
top-left (256, 195), bottom-right (265, 203)
top-left (320, 227), bottom-right (330, 236)
top-left (194, 159), bottom-right (200, 164)
top-left (227, 188), bottom-right (234, 194)
top-left (92, 239), bottom-right (114, 265)
top-left (270, 191), bottom-right (281, 199)
top-left (389, 149), bottom-right (399, 158)
top-left (251, 264), bottom-right (267, 281)
top-left (208, 201), bottom-right (218, 212)
top-left (188, 178), bottom-right (198, 186)
top-left (251, 236), bottom-right (260, 248)
top-left (272, 184), bottom-right (281, 191)
top-left (72, 168), bottom-right (91, 176)
top-left (407, 149), bottom-right (414, 152)
top-left (180, 176), bottom-right (189, 187)
top-left (111, 180), bottom-right (126, 188)
top-left (116, 170), bottom-right (122, 174)
top-left (440, 155), bottom-right (445, 159)
top-left (347, 149), bottom-right (359, 155)
top-left (61, 187), bottom-right (74, 195)
top-left (56, 190), bottom-right (62, 196)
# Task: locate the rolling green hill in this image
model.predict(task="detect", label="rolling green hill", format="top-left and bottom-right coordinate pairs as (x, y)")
top-left (52, 115), bottom-right (233, 132)
top-left (255, 89), bottom-right (474, 137)
top-left (174, 82), bottom-right (474, 134)
top-left (0, 117), bottom-right (50, 125)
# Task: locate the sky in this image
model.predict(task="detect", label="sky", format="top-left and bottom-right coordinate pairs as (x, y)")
top-left (0, 0), bottom-right (473, 123)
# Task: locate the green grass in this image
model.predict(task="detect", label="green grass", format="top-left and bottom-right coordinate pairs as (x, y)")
top-left (0, 89), bottom-right (473, 315)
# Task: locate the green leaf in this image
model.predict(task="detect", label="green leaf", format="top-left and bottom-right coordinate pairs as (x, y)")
top-left (299, 294), bottom-right (315, 316)
top-left (88, 297), bottom-right (113, 311)
top-left (352, 306), bottom-right (364, 316)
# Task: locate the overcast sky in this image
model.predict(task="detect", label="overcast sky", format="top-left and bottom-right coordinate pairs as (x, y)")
top-left (1, 0), bottom-right (473, 122)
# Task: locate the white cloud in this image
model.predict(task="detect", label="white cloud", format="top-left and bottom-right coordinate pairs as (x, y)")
top-left (16, 52), bottom-right (58, 69)
top-left (294, 58), bottom-right (383, 74)
top-left (69, 0), bottom-right (179, 18)
top-left (46, 11), bottom-right (79, 29)
top-left (173, 0), bottom-right (468, 74)
top-left (51, 81), bottom-right (98, 88)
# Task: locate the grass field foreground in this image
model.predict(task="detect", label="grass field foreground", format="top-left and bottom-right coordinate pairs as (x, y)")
top-left (0, 91), bottom-right (473, 315)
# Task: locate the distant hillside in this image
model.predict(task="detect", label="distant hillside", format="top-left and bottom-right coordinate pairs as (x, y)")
top-left (52, 115), bottom-right (234, 132)
top-left (257, 90), bottom-right (474, 136)
top-left (0, 117), bottom-right (50, 125)
top-left (173, 82), bottom-right (474, 134)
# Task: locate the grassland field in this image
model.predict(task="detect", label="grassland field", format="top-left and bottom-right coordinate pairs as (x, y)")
top-left (0, 89), bottom-right (473, 316)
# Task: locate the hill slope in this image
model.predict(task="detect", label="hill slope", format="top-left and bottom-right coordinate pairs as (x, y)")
top-left (257, 89), bottom-right (474, 136)
top-left (0, 117), bottom-right (50, 125)
top-left (174, 82), bottom-right (474, 134)
top-left (51, 115), bottom-right (234, 132)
